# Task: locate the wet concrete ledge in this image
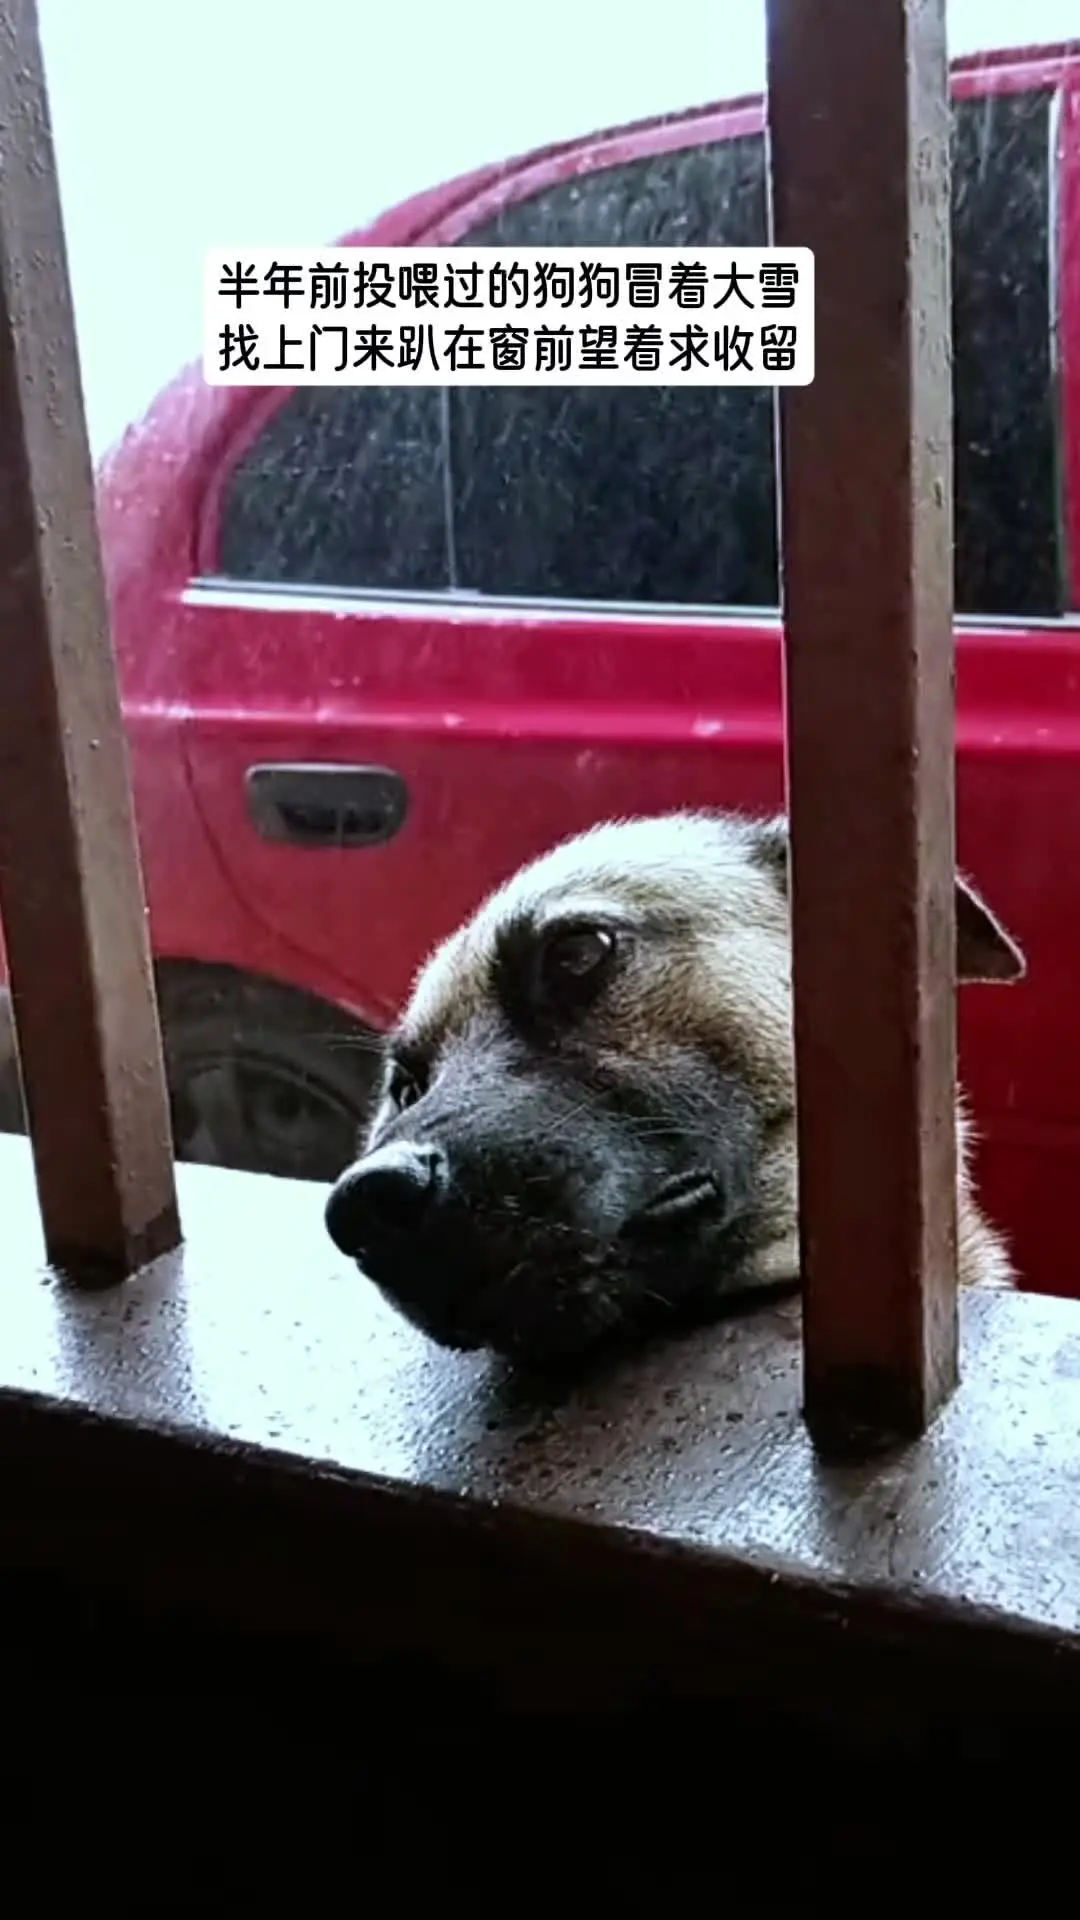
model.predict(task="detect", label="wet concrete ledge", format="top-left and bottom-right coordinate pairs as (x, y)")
top-left (1, 1130), bottom-right (1079, 1720)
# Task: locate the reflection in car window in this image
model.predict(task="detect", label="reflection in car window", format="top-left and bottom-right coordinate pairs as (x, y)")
top-left (216, 89), bottom-right (1058, 621)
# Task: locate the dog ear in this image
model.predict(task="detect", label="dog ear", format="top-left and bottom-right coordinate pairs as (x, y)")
top-left (955, 874), bottom-right (1026, 984)
top-left (750, 815), bottom-right (1025, 984)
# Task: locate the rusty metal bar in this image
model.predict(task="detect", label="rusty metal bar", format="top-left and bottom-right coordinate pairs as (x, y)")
top-left (765, 0), bottom-right (958, 1450)
top-left (0, 0), bottom-right (180, 1278)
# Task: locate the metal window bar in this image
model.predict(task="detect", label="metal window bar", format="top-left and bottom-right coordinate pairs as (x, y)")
top-left (766, 0), bottom-right (959, 1452)
top-left (0, 0), bottom-right (180, 1279)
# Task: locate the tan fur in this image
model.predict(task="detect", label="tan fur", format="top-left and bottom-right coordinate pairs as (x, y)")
top-left (397, 808), bottom-right (1023, 1296)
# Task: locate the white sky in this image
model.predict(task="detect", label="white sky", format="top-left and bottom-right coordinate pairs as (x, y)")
top-left (35, 0), bottom-right (1080, 456)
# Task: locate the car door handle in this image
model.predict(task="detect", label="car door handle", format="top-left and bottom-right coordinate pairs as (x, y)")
top-left (245, 763), bottom-right (409, 849)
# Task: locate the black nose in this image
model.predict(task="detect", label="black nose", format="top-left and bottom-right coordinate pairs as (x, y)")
top-left (325, 1142), bottom-right (447, 1257)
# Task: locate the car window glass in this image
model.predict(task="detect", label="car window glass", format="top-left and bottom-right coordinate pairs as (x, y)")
top-left (451, 136), bottom-right (778, 610)
top-left (450, 90), bottom-right (1059, 618)
top-left (218, 385), bottom-right (449, 593)
top-left (215, 88), bottom-right (1058, 622)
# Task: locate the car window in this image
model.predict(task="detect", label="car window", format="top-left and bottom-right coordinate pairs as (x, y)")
top-left (450, 137), bottom-right (778, 609)
top-left (217, 385), bottom-right (449, 593)
top-left (215, 87), bottom-right (1058, 621)
top-left (952, 85), bottom-right (1058, 620)
top-left (451, 90), bottom-right (1059, 618)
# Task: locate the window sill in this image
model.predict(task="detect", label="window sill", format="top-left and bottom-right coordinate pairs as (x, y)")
top-left (1, 1131), bottom-right (1079, 1721)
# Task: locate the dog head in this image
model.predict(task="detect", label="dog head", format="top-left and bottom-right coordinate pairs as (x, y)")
top-left (325, 811), bottom-right (1024, 1365)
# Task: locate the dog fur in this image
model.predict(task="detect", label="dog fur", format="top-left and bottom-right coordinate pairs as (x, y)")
top-left (325, 810), bottom-right (1025, 1364)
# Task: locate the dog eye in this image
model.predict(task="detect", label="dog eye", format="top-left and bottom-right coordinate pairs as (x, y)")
top-left (538, 925), bottom-right (618, 1003)
top-left (387, 1064), bottom-right (425, 1110)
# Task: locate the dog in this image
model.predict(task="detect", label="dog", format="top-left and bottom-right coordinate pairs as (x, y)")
top-left (325, 810), bottom-right (1025, 1366)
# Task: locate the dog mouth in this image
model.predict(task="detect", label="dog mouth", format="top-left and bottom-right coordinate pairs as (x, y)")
top-left (619, 1168), bottom-right (726, 1242)
top-left (357, 1163), bottom-right (746, 1364)
top-left (460, 1170), bottom-right (734, 1362)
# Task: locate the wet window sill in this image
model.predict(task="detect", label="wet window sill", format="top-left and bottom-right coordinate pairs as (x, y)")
top-left (1, 1131), bottom-right (1079, 1719)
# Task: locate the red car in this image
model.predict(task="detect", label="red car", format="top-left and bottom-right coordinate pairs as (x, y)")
top-left (1, 38), bottom-right (1077, 1302)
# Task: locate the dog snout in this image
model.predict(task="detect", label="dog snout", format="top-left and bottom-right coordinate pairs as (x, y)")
top-left (325, 1141), bottom-right (447, 1258)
